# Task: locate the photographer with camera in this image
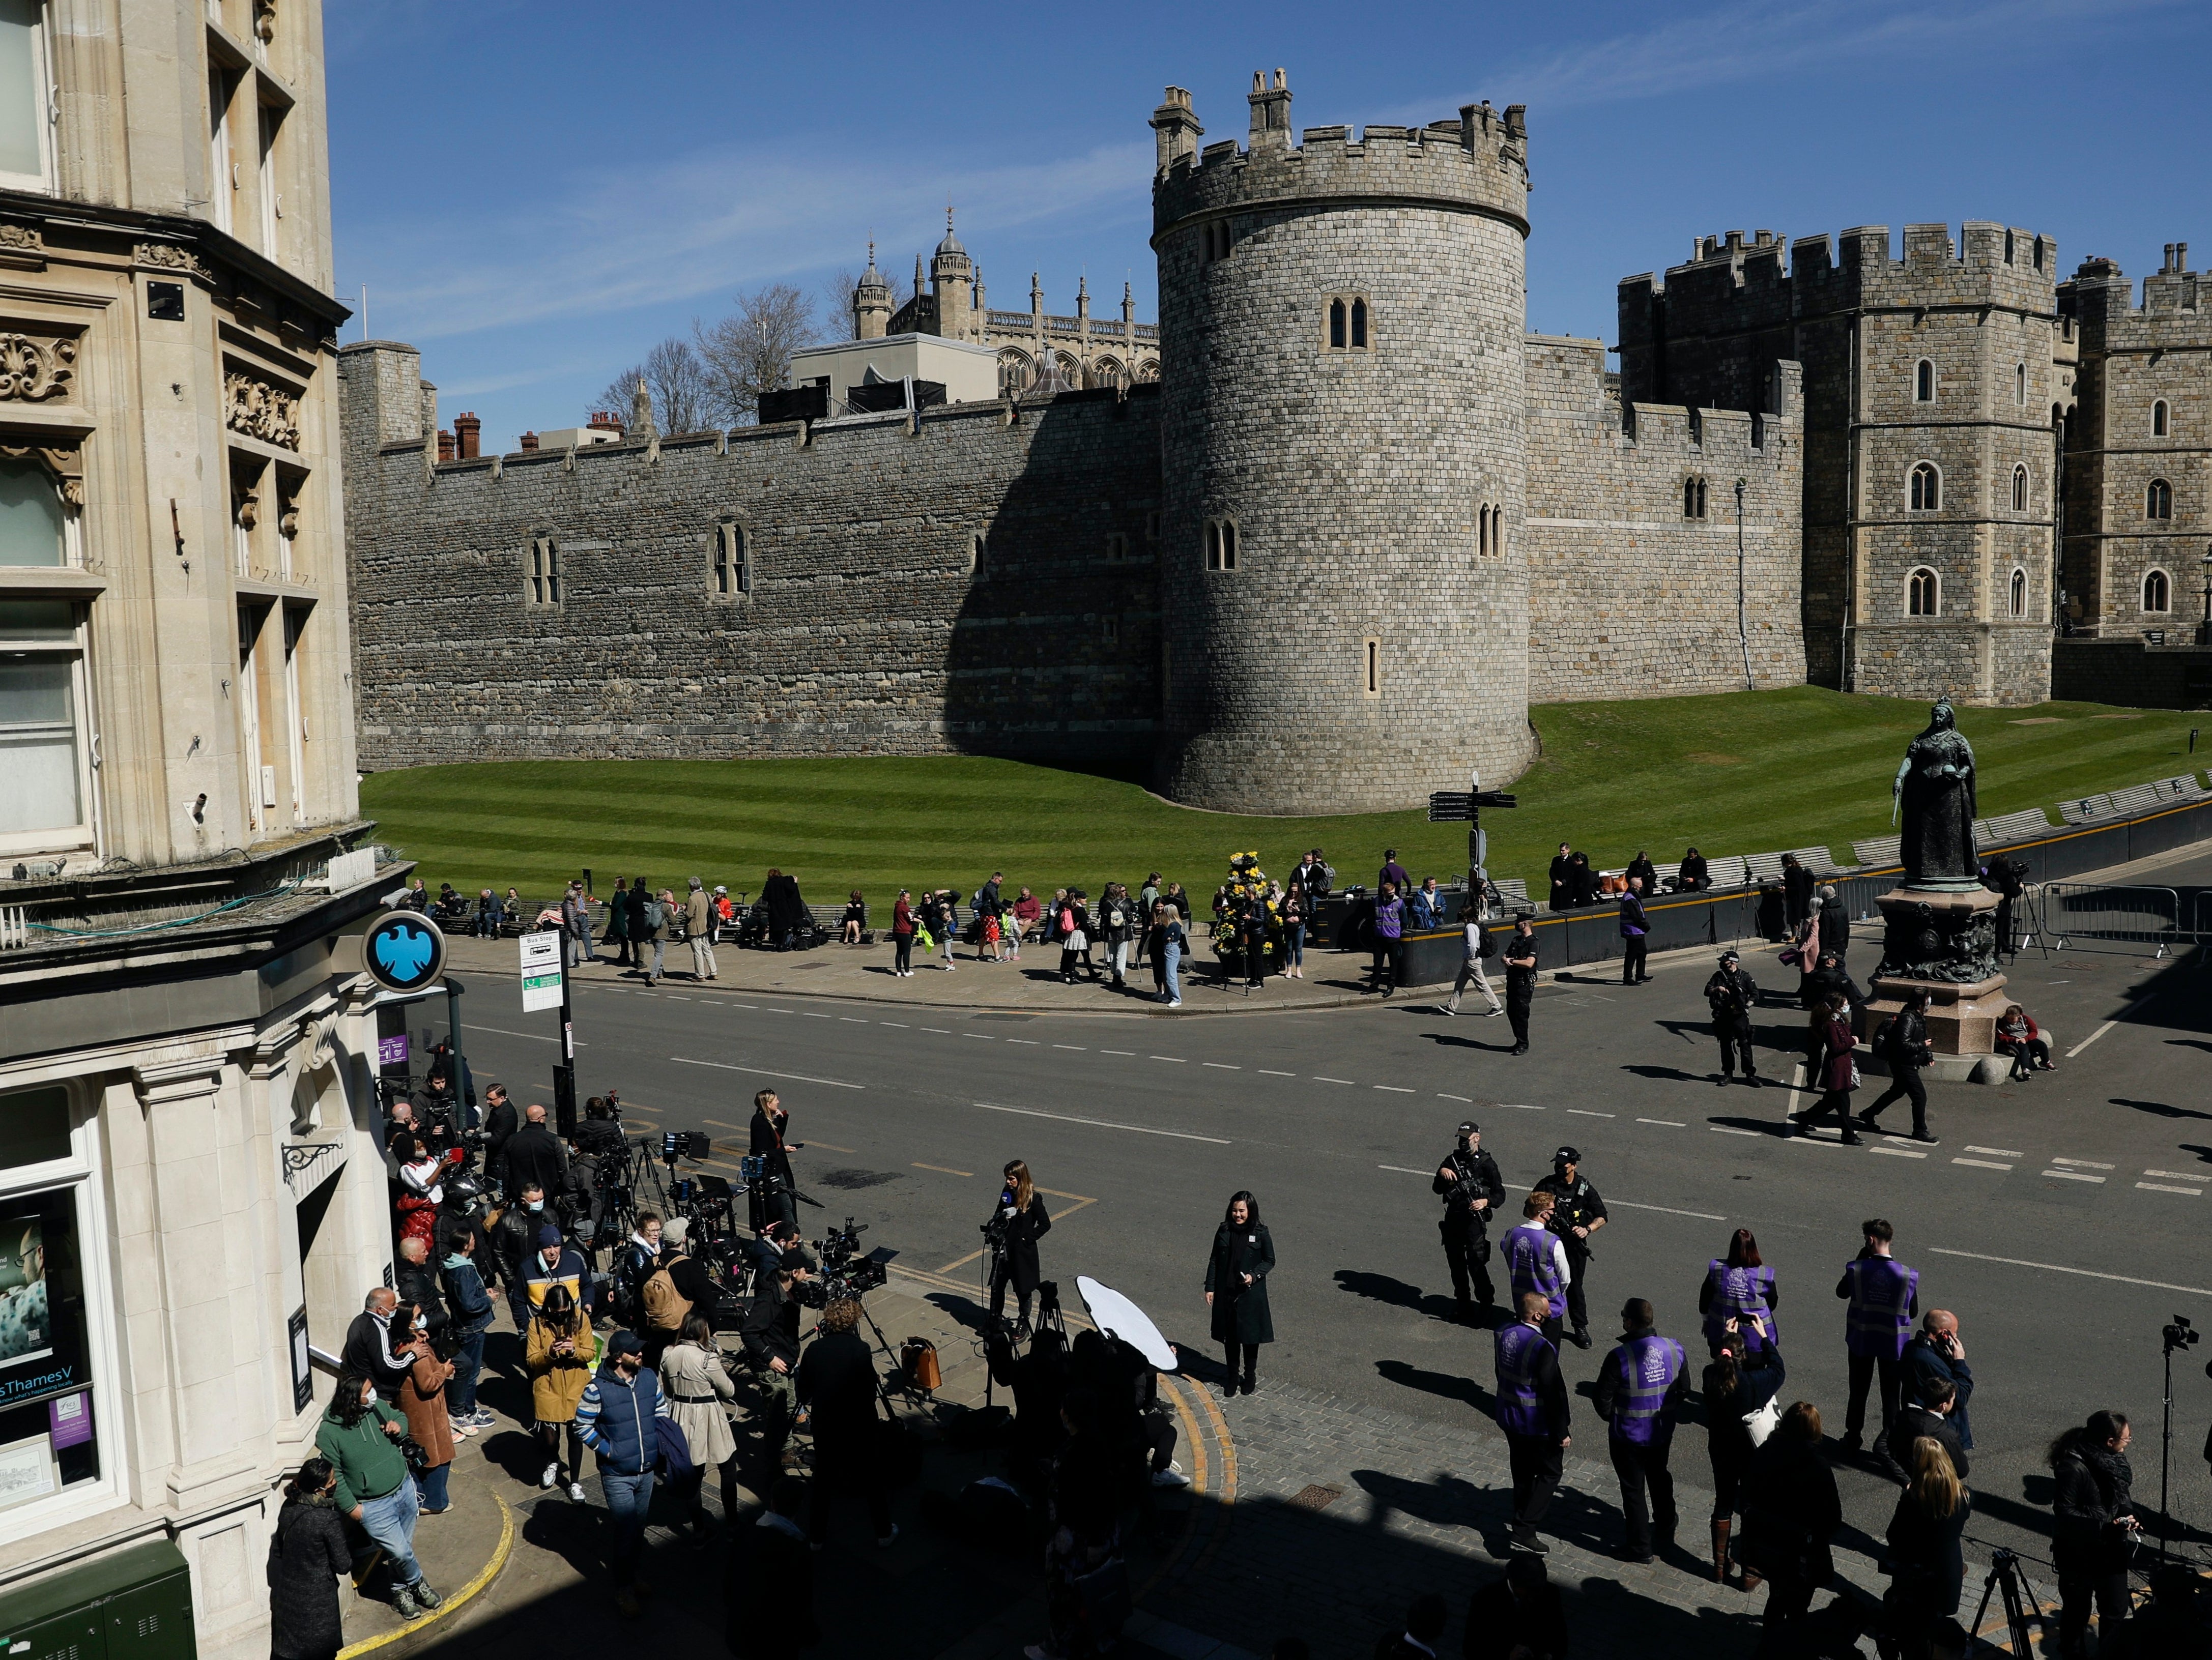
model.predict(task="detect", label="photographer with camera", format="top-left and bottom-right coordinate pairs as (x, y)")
top-left (987, 1160), bottom-right (1052, 1335)
top-left (1434, 1121), bottom-right (1505, 1321)
top-left (749, 1090), bottom-right (800, 1230)
top-left (2048, 1409), bottom-right (2143, 1658)
top-left (741, 1248), bottom-right (811, 1468)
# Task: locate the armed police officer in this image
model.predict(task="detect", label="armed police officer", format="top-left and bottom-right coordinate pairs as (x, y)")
top-left (1534, 1147), bottom-right (1607, 1349)
top-left (1433, 1121), bottom-right (1506, 1322)
top-left (1704, 950), bottom-right (1762, 1086)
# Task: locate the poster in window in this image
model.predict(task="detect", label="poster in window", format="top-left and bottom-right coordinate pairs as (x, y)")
top-left (0, 1191), bottom-right (87, 1413)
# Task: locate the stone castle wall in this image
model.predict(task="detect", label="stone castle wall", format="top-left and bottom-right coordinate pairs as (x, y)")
top-left (1522, 337), bottom-right (1806, 700)
top-left (339, 341), bottom-right (1163, 770)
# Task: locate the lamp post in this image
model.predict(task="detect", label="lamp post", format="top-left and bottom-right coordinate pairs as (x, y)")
top-left (2198, 544), bottom-right (2212, 645)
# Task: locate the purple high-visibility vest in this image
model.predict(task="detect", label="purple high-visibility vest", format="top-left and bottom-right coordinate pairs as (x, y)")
top-left (1702, 1261), bottom-right (1778, 1350)
top-left (1494, 1322), bottom-right (1556, 1438)
top-left (1504, 1224), bottom-right (1564, 1317)
top-left (1844, 1256), bottom-right (1919, 1359)
top-left (1607, 1333), bottom-right (1685, 1445)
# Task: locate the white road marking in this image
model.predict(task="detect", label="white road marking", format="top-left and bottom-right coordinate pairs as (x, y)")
top-left (974, 1101), bottom-right (1230, 1144)
top-left (2042, 1170), bottom-right (2105, 1183)
top-left (1567, 1109), bottom-right (1615, 1118)
top-left (881, 1022), bottom-right (908, 1029)
top-left (1204, 1063), bottom-right (1240, 1070)
top-left (1259, 1069), bottom-right (1297, 1077)
top-left (665, 996), bottom-right (691, 1002)
top-left (2067, 991), bottom-right (2159, 1058)
top-left (2138, 1182), bottom-right (2203, 1196)
top-left (1439, 1093), bottom-right (1473, 1103)
top-left (1006, 1039), bottom-right (1039, 1045)
top-left (1711, 1127), bottom-right (1757, 1137)
top-left (1952, 1158), bottom-right (2014, 1172)
top-left (2145, 1169), bottom-right (2203, 1180)
top-left (1870, 1147), bottom-right (1928, 1159)
top-left (670, 1057), bottom-right (863, 1089)
top-left (1501, 1102), bottom-right (1547, 1111)
top-left (729, 1004), bottom-right (757, 1010)
top-left (921, 1027), bottom-right (951, 1034)
top-left (703, 1001), bottom-right (724, 1007)
top-left (1610, 1200), bottom-right (1726, 1220)
top-left (1314, 1076), bottom-right (1355, 1085)
top-left (2050, 1157), bottom-right (2114, 1169)
top-left (1152, 1056), bottom-right (1186, 1063)
top-left (840, 1017), bottom-right (868, 1024)
top-left (1965, 1145), bottom-right (2022, 1158)
top-left (1378, 1166), bottom-right (1432, 1177)
top-left (1637, 1118), bottom-right (1686, 1127)
top-left (801, 1011), bottom-right (829, 1019)
top-left (1375, 1085), bottom-right (1414, 1093)
top-left (1930, 1246), bottom-right (2212, 1296)
top-left (965, 1033), bottom-right (994, 1040)
top-left (463, 1023), bottom-right (572, 1044)
top-left (1054, 1044), bottom-right (1085, 1051)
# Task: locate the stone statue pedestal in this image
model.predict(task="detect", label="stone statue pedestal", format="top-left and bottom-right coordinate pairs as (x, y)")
top-left (1860, 885), bottom-right (2007, 1056)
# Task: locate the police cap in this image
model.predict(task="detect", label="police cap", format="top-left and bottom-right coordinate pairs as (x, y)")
top-left (1553, 1146), bottom-right (1579, 1166)
top-left (1457, 1121), bottom-right (1479, 1137)
top-left (1719, 949), bottom-right (1740, 964)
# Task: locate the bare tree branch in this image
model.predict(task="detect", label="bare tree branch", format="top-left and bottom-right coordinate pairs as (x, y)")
top-left (592, 335), bottom-right (714, 434)
top-left (695, 283), bottom-right (820, 424)
top-left (821, 266), bottom-right (913, 341)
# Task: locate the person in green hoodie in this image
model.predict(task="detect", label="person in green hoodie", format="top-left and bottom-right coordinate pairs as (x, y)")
top-left (314, 1370), bottom-right (442, 1621)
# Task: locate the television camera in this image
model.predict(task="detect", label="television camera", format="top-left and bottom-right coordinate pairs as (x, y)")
top-left (792, 1216), bottom-right (893, 1308)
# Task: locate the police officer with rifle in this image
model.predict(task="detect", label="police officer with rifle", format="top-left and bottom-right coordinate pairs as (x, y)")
top-left (1433, 1121), bottom-right (1505, 1322)
top-left (1534, 1147), bottom-right (1607, 1349)
top-left (1704, 949), bottom-right (1762, 1086)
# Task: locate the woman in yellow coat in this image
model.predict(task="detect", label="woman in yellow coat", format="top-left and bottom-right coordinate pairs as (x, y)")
top-left (525, 1285), bottom-right (598, 1500)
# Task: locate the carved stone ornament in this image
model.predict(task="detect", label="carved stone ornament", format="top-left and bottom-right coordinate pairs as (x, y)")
top-left (136, 242), bottom-right (210, 279)
top-left (0, 332), bottom-right (75, 401)
top-left (278, 499), bottom-right (300, 539)
top-left (235, 489), bottom-right (260, 532)
top-left (0, 224), bottom-right (40, 252)
top-left (225, 369), bottom-right (302, 450)
top-left (254, 0), bottom-right (276, 42)
top-left (0, 440), bottom-right (85, 506)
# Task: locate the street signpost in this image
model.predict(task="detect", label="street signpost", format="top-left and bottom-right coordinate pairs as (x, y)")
top-left (521, 929), bottom-right (579, 1135)
top-left (1428, 771), bottom-right (1518, 908)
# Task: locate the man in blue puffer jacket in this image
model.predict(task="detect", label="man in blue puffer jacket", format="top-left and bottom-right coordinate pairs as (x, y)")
top-left (577, 1331), bottom-right (674, 1614)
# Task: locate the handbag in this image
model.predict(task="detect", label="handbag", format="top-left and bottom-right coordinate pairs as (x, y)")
top-left (1742, 1396), bottom-right (1782, 1448)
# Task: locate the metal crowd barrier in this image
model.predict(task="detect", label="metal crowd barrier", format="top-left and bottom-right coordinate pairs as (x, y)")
top-left (2041, 884), bottom-right (2195, 958)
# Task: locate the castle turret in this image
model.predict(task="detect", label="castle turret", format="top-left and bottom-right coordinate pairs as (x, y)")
top-left (931, 208), bottom-right (974, 340)
top-left (1151, 72), bottom-right (1535, 812)
top-left (853, 240), bottom-right (892, 340)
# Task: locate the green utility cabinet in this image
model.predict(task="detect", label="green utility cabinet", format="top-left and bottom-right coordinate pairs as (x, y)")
top-left (0, 1541), bottom-right (195, 1660)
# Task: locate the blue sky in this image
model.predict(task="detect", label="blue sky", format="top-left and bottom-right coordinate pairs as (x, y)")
top-left (327, 0), bottom-right (2212, 452)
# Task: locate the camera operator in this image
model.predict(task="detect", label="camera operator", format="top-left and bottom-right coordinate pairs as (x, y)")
top-left (421, 1041), bottom-right (476, 1129)
top-left (1434, 1121), bottom-right (1505, 1322)
top-left (2048, 1409), bottom-right (2143, 1656)
top-left (741, 1249), bottom-right (811, 1467)
top-left (987, 1325), bottom-right (1069, 1500)
top-left (749, 1089), bottom-right (799, 1229)
top-left (987, 1160), bottom-right (1052, 1334)
top-left (748, 1219), bottom-right (803, 1286)
top-left (409, 1067), bottom-right (469, 1155)
top-left (501, 1104), bottom-right (567, 1208)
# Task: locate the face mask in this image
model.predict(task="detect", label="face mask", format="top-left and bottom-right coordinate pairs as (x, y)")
top-left (526, 1199), bottom-right (543, 1212)
top-left (363, 1388), bottom-right (378, 1406)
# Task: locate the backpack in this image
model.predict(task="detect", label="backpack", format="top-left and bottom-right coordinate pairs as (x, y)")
top-left (644, 898), bottom-right (667, 929)
top-left (1477, 927), bottom-right (1497, 958)
top-left (641, 1258), bottom-right (693, 1332)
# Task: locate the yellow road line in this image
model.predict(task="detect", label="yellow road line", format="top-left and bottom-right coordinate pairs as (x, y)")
top-left (913, 1162), bottom-right (975, 1177)
top-left (336, 1493), bottom-right (513, 1659)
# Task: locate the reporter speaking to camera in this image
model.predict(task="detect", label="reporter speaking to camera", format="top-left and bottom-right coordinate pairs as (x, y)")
top-left (986, 1159), bottom-right (1052, 1332)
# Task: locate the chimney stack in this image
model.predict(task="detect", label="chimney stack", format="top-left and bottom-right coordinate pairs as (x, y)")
top-left (436, 428), bottom-right (455, 463)
top-left (519, 431), bottom-right (539, 452)
top-left (454, 412), bottom-right (480, 459)
top-left (587, 410), bottom-right (623, 435)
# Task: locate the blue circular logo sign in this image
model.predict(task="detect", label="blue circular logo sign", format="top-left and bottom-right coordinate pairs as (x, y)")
top-left (363, 912), bottom-right (447, 994)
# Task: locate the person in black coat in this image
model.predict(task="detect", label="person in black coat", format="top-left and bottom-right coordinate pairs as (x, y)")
top-left (1884, 1436), bottom-right (1970, 1655)
top-left (2050, 1411), bottom-right (2143, 1658)
top-left (794, 1298), bottom-right (893, 1546)
top-left (1547, 843), bottom-right (1574, 912)
top-left (1704, 1324), bottom-right (1787, 1590)
top-left (987, 1325), bottom-right (1069, 1497)
top-left (987, 1159), bottom-right (1052, 1331)
top-left (761, 868), bottom-right (809, 951)
top-left (1816, 884), bottom-right (1850, 964)
top-left (1739, 1401), bottom-right (1842, 1655)
top-left (1205, 1190), bottom-right (1275, 1396)
top-left (479, 1084), bottom-right (518, 1193)
top-left (749, 1088), bottom-right (799, 1229)
top-left (1782, 854), bottom-right (1814, 930)
top-left (268, 1459), bottom-right (352, 1660)
top-left (500, 1105), bottom-right (567, 1207)
top-left (1462, 1556), bottom-right (1569, 1660)
top-left (728, 1475), bottom-right (819, 1659)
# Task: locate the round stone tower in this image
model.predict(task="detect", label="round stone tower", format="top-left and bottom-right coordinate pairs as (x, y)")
top-left (1150, 71), bottom-right (1535, 813)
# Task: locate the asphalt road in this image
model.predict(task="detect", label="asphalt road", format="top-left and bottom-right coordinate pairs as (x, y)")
top-left (441, 849), bottom-right (2212, 1582)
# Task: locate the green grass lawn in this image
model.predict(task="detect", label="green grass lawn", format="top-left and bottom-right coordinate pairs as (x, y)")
top-left (358, 687), bottom-right (2210, 910)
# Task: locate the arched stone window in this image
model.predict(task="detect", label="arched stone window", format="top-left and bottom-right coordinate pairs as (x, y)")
top-left (1910, 462), bottom-right (1940, 512)
top-left (1350, 298), bottom-right (1368, 349)
top-left (1133, 359), bottom-right (1160, 384)
top-left (1908, 566), bottom-right (1939, 617)
top-left (2009, 566), bottom-right (2027, 617)
top-left (2011, 464), bottom-right (2028, 512)
top-left (1328, 299), bottom-right (1346, 350)
top-left (1324, 295), bottom-right (1372, 353)
top-left (2015, 363), bottom-right (2026, 405)
top-left (2153, 399), bottom-right (2169, 438)
top-left (1914, 360), bottom-right (1935, 403)
top-left (1087, 356), bottom-right (1125, 391)
top-left (996, 349), bottom-right (1032, 399)
top-left (1476, 502), bottom-right (1507, 559)
top-left (1683, 476), bottom-right (1708, 519)
top-left (2143, 568), bottom-right (2171, 613)
top-left (2147, 478), bottom-right (2173, 520)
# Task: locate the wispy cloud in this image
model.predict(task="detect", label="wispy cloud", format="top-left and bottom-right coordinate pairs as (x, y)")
top-left (342, 138), bottom-right (1154, 344)
top-left (1420, 0), bottom-right (2188, 113)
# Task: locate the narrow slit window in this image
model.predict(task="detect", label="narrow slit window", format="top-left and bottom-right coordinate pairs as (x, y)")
top-left (971, 532), bottom-right (988, 576)
top-left (1350, 297), bottom-right (1368, 349)
top-left (1363, 637), bottom-right (1380, 696)
top-left (2015, 363), bottom-right (2026, 406)
top-left (1915, 360), bottom-right (1934, 403)
top-left (2011, 464), bottom-right (2028, 512)
top-left (2153, 400), bottom-right (2170, 438)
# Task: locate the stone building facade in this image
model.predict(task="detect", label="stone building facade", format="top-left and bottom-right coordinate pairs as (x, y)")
top-left (346, 71), bottom-right (1822, 811)
top-left (0, 3), bottom-right (401, 1653)
top-left (1619, 222), bottom-right (2067, 706)
top-left (859, 221), bottom-right (1161, 397)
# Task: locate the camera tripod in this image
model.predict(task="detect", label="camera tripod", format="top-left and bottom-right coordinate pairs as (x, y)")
top-left (1964, 1547), bottom-right (2046, 1658)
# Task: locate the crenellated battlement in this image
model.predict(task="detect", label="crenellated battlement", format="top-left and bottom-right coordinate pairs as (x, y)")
top-left (2064, 245), bottom-right (2208, 352)
top-left (1150, 72), bottom-right (1528, 243)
